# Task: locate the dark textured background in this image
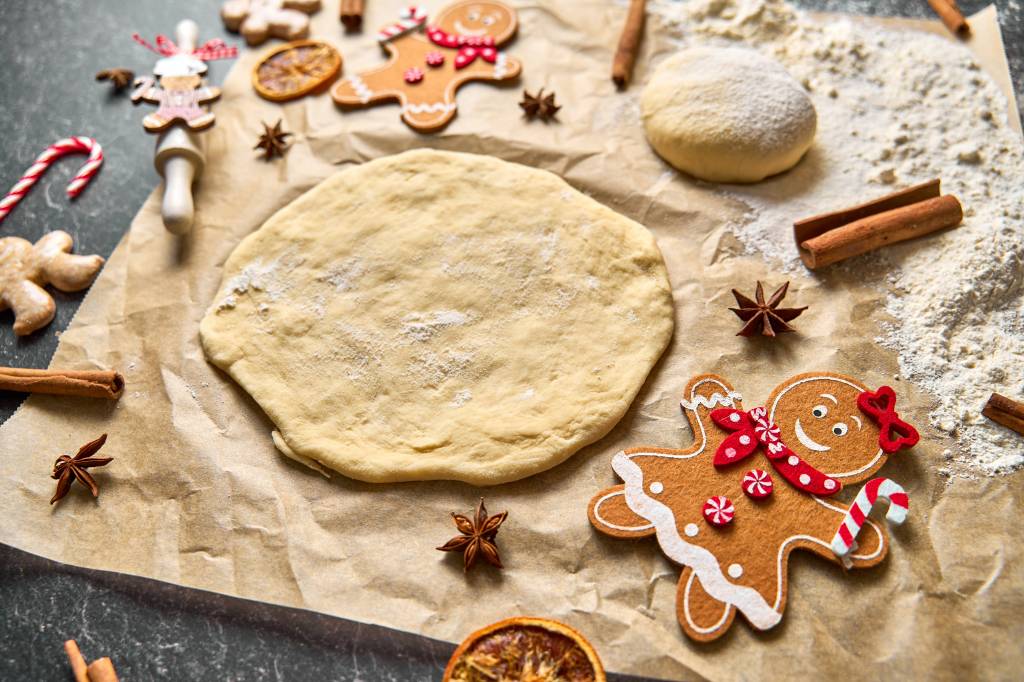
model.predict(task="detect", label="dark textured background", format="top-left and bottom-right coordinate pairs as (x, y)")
top-left (0, 1), bottom-right (1020, 679)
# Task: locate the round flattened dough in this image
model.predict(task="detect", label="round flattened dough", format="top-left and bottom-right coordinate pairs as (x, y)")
top-left (199, 150), bottom-right (674, 485)
top-left (641, 46), bottom-right (817, 183)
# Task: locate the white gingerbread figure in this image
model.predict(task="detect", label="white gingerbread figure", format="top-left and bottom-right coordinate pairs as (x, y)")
top-left (0, 232), bottom-right (104, 336)
top-left (221, 0), bottom-right (322, 46)
top-left (131, 32), bottom-right (237, 133)
top-left (589, 372), bottom-right (919, 642)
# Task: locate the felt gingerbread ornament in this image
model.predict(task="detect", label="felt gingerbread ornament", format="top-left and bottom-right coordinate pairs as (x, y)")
top-left (130, 33), bottom-right (238, 133)
top-left (588, 372), bottom-right (919, 642)
top-left (0, 233), bottom-right (104, 336)
top-left (221, 0), bottom-right (322, 46)
top-left (331, 1), bottom-right (522, 132)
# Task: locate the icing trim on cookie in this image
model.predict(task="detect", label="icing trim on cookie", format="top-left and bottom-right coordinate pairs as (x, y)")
top-left (493, 52), bottom-right (509, 79)
top-left (769, 374), bottom-right (884, 479)
top-left (591, 490), bottom-right (654, 532)
top-left (613, 452), bottom-right (783, 630)
top-left (347, 74), bottom-right (374, 103)
top-left (679, 389), bottom-right (743, 413)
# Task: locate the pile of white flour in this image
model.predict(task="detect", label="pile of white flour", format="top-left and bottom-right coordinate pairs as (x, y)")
top-left (648, 0), bottom-right (1024, 476)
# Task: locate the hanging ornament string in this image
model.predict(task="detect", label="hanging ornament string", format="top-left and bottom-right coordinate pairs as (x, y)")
top-left (0, 137), bottom-right (104, 226)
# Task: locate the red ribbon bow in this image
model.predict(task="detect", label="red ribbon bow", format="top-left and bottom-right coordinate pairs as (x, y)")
top-left (857, 386), bottom-right (920, 453)
top-left (132, 33), bottom-right (238, 62)
top-left (711, 406), bottom-right (842, 496)
top-left (426, 26), bottom-right (498, 69)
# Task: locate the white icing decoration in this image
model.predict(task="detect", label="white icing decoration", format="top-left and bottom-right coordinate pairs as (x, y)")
top-left (679, 388), bottom-right (743, 412)
top-left (684, 523), bottom-right (699, 537)
top-left (795, 417), bottom-right (831, 452)
top-left (347, 74), bottom-right (373, 103)
top-left (650, 481), bottom-right (664, 494)
top-left (493, 52), bottom-right (508, 79)
top-left (613, 453), bottom-right (782, 630)
top-left (824, 479), bottom-right (837, 490)
top-left (730, 413), bottom-right (741, 422)
top-left (799, 473), bottom-right (811, 485)
top-left (728, 563), bottom-right (743, 578)
top-left (403, 102), bottom-right (457, 114)
top-left (787, 455), bottom-right (799, 466)
top-left (592, 488), bottom-right (654, 533)
top-left (739, 435), bottom-right (751, 445)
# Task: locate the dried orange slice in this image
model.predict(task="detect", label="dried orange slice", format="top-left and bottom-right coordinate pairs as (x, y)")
top-left (253, 40), bottom-right (342, 102)
top-left (443, 616), bottom-right (606, 682)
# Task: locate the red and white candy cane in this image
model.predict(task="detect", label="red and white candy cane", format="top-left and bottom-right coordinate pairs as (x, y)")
top-left (377, 5), bottom-right (428, 42)
top-left (0, 137), bottom-right (103, 225)
top-left (831, 477), bottom-right (909, 558)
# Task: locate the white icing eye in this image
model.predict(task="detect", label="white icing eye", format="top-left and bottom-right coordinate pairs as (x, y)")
top-left (812, 405), bottom-right (828, 418)
top-left (468, 10), bottom-right (481, 20)
top-left (832, 422), bottom-right (849, 437)
top-left (483, 15), bottom-right (495, 25)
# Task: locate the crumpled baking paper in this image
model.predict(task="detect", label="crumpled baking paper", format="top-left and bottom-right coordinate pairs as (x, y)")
top-left (1, 2), bottom-right (1021, 678)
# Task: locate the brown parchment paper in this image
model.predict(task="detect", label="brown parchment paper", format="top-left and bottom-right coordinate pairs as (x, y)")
top-left (2, 3), bottom-right (1022, 679)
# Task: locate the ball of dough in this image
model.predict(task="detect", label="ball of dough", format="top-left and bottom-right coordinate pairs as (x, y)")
top-left (200, 150), bottom-right (674, 485)
top-left (641, 47), bottom-right (817, 183)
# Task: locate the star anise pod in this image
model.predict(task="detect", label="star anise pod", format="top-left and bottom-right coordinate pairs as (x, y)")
top-left (437, 498), bottom-right (508, 572)
top-left (730, 281), bottom-right (807, 337)
top-left (50, 434), bottom-right (113, 505)
top-left (95, 68), bottom-right (135, 92)
top-left (519, 88), bottom-right (561, 122)
top-left (254, 119), bottom-right (293, 160)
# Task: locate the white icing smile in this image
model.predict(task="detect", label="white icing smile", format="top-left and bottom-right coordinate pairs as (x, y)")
top-left (794, 418), bottom-right (830, 452)
top-left (454, 20), bottom-right (489, 36)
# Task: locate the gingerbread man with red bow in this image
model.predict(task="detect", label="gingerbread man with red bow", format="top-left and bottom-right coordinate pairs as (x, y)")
top-left (588, 372), bottom-right (919, 642)
top-left (331, 1), bottom-right (521, 132)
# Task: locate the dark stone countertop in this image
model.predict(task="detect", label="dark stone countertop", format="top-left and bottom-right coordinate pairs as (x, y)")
top-left (0, 1), bottom-right (1019, 679)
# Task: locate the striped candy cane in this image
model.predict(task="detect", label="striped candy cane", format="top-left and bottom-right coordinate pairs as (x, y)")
top-left (377, 5), bottom-right (428, 42)
top-left (831, 477), bottom-right (909, 558)
top-left (0, 137), bottom-right (103, 225)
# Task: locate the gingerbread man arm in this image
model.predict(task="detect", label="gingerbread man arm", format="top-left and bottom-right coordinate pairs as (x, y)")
top-left (131, 78), bottom-right (161, 104)
top-left (35, 232), bottom-right (105, 292)
top-left (332, 40), bottom-right (414, 108)
top-left (679, 373), bottom-right (744, 456)
top-left (196, 86), bottom-right (222, 104)
top-left (797, 497), bottom-right (889, 569)
top-left (588, 484), bottom-right (656, 539)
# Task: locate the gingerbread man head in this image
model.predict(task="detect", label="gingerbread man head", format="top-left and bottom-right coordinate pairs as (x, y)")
top-left (767, 373), bottom-right (919, 486)
top-left (434, 1), bottom-right (518, 44)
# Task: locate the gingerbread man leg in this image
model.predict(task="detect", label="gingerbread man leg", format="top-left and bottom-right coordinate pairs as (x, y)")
top-left (1, 278), bottom-right (56, 336)
top-left (676, 566), bottom-right (737, 642)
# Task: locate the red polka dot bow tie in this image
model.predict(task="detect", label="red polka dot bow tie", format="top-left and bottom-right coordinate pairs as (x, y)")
top-left (857, 386), bottom-right (920, 454)
top-left (711, 406), bottom-right (842, 496)
top-left (426, 27), bottom-right (499, 69)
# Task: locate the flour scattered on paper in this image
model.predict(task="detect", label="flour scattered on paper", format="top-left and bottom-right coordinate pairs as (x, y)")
top-left (648, 0), bottom-right (1024, 476)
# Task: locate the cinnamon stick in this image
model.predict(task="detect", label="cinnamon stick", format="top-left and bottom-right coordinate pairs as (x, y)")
top-left (927, 0), bottom-right (970, 37)
top-left (612, 0), bottom-right (646, 89)
top-left (64, 640), bottom-right (89, 682)
top-left (0, 367), bottom-right (124, 400)
top-left (340, 0), bottom-right (364, 31)
top-left (87, 657), bottom-right (120, 682)
top-left (794, 180), bottom-right (963, 269)
top-left (983, 393), bottom-right (1024, 437)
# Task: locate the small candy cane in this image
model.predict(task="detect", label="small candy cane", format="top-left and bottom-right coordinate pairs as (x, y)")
top-left (377, 5), bottom-right (428, 42)
top-left (831, 477), bottom-right (909, 561)
top-left (0, 137), bottom-right (104, 225)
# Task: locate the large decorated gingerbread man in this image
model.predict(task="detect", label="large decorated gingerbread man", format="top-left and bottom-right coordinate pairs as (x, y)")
top-left (0, 232), bottom-right (104, 336)
top-left (588, 372), bottom-right (919, 642)
top-left (332, 1), bottom-right (522, 132)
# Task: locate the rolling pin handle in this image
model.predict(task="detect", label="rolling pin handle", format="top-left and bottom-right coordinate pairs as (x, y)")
top-left (155, 126), bottom-right (205, 235)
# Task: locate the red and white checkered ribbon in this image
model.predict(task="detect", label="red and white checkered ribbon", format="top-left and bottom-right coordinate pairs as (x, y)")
top-left (132, 33), bottom-right (238, 61)
top-left (831, 477), bottom-right (909, 558)
top-left (0, 137), bottom-right (103, 226)
top-left (377, 5), bottom-right (428, 42)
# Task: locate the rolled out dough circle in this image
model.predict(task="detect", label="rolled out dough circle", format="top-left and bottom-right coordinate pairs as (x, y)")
top-left (199, 149), bottom-right (674, 485)
top-left (641, 46), bottom-right (817, 184)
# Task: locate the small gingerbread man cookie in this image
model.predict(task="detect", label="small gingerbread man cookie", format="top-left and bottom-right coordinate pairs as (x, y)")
top-left (221, 0), bottom-right (322, 46)
top-left (589, 372), bottom-right (919, 642)
top-left (0, 232), bottom-right (104, 336)
top-left (332, 1), bottom-right (522, 132)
